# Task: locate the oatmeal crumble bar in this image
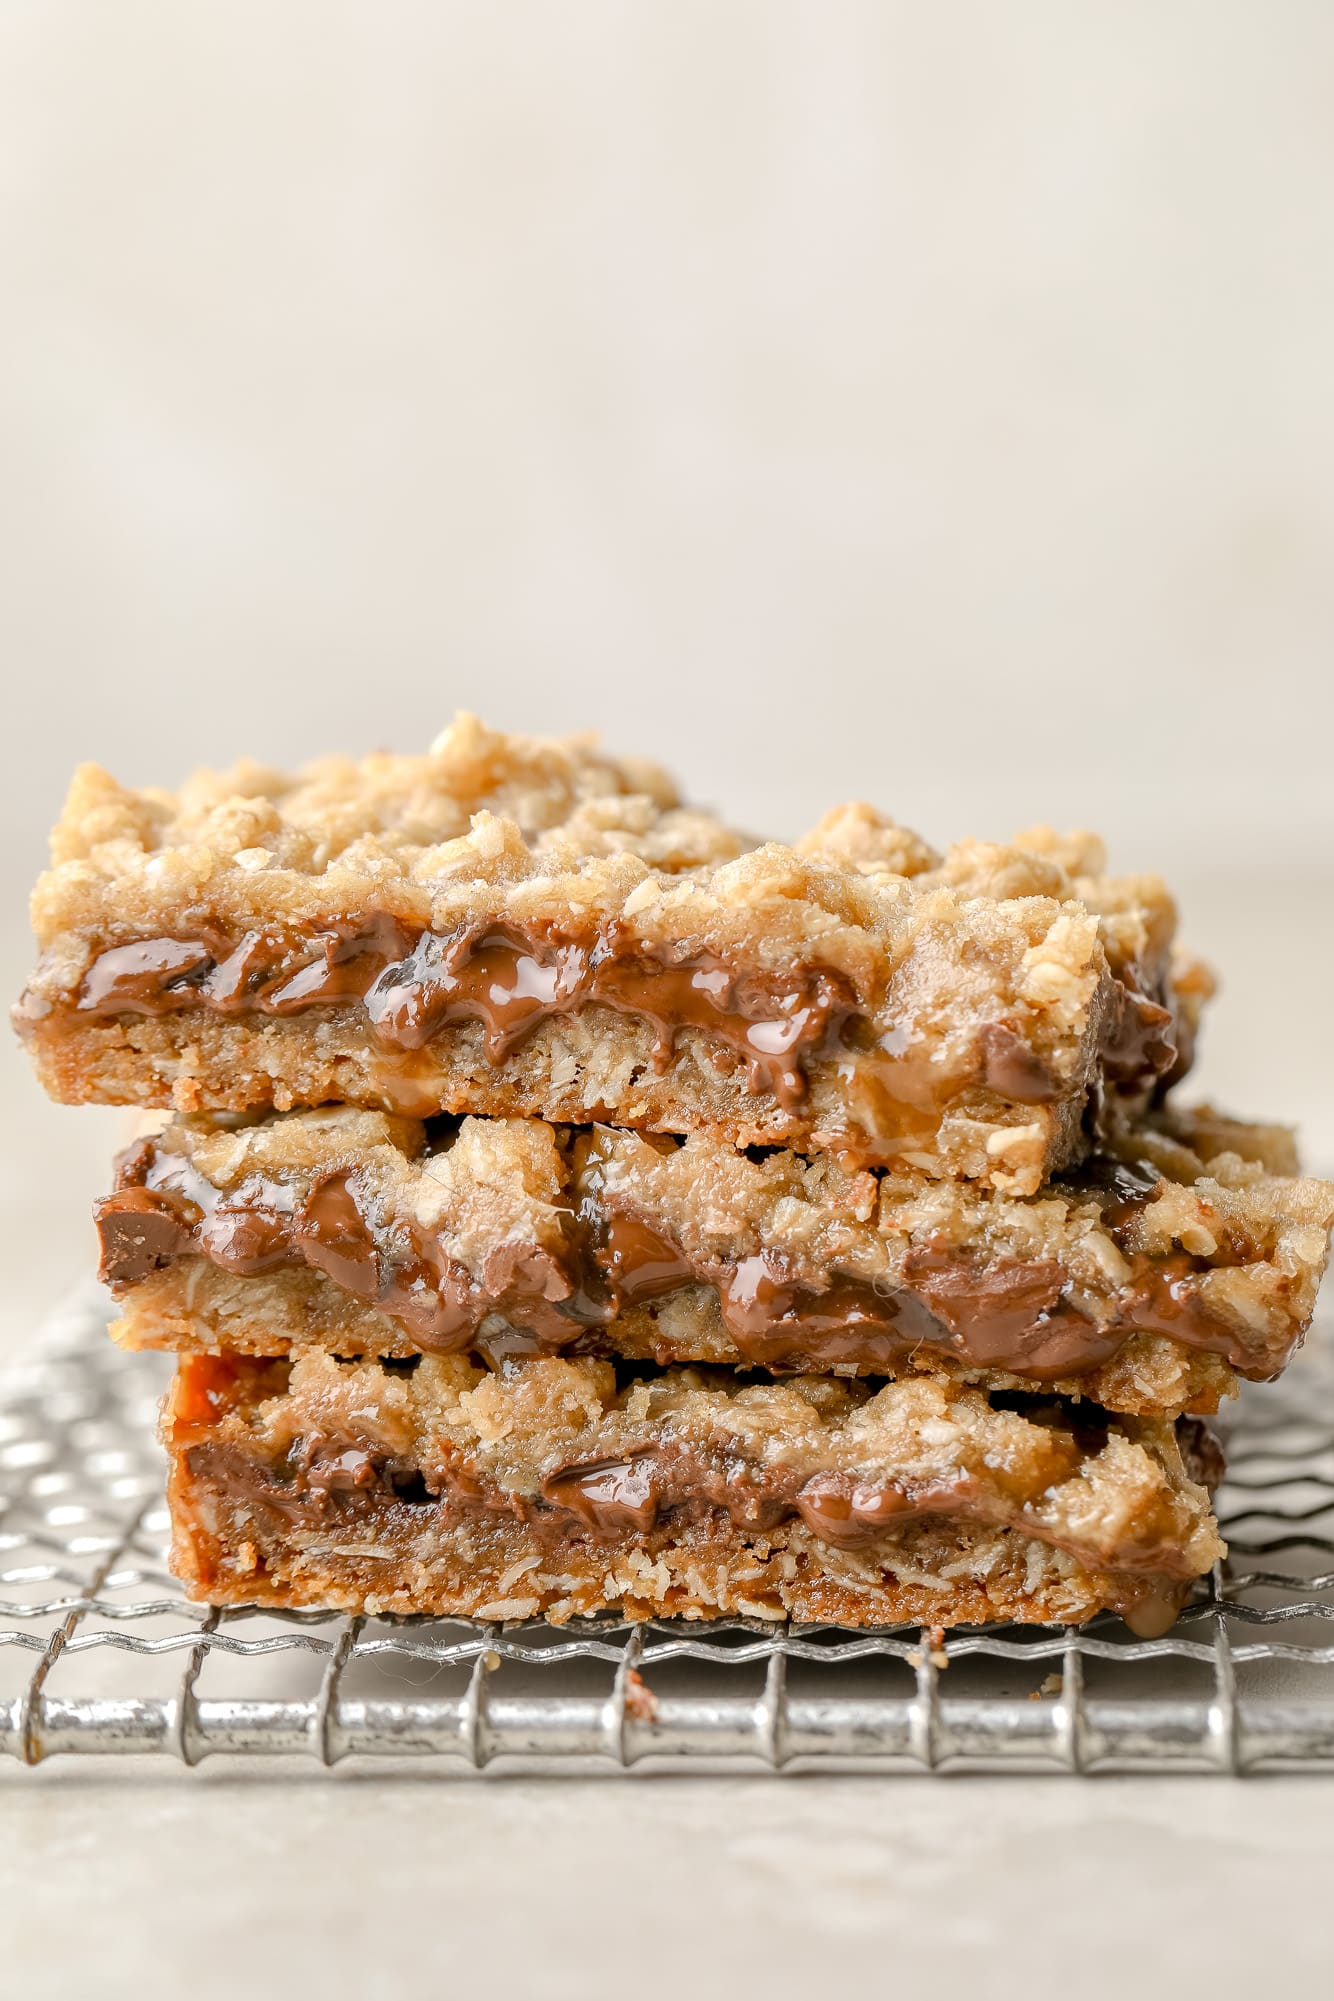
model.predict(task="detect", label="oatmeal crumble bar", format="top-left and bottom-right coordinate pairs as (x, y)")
top-left (164, 1350), bottom-right (1222, 1631)
top-left (98, 1103), bottom-right (1333, 1415)
top-left (17, 716), bottom-right (1203, 1191)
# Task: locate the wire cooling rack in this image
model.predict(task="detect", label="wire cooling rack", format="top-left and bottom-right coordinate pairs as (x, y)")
top-left (2, 1285), bottom-right (1334, 1775)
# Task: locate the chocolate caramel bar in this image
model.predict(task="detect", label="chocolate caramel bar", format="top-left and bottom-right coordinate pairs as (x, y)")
top-left (164, 1350), bottom-right (1223, 1633)
top-left (18, 715), bottom-right (1202, 1193)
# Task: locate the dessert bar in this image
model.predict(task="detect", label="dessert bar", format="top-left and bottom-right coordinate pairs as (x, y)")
top-left (164, 1350), bottom-right (1223, 1633)
top-left (98, 1103), bottom-right (1334, 1416)
top-left (23, 711), bottom-right (1316, 1641)
top-left (18, 717), bottom-right (1204, 1193)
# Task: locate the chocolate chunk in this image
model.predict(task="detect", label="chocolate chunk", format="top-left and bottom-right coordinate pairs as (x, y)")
top-left (591, 953), bottom-right (844, 1107)
top-left (542, 1454), bottom-right (659, 1533)
top-left (295, 1432), bottom-right (385, 1500)
top-left (1100, 978), bottom-right (1178, 1088)
top-left (79, 938), bottom-right (213, 1015)
top-left (201, 1200), bottom-right (295, 1275)
top-left (294, 1173), bottom-right (381, 1298)
top-left (1061, 1155), bottom-right (1161, 1215)
top-left (94, 1189), bottom-right (192, 1284)
top-left (899, 1248), bottom-right (1099, 1372)
top-left (365, 928), bottom-right (590, 1061)
top-left (1118, 1259), bottom-right (1255, 1367)
top-left (203, 931), bottom-right (291, 1011)
top-left (718, 1250), bottom-right (943, 1368)
top-left (601, 1213), bottom-right (693, 1303)
top-left (472, 1324), bottom-right (544, 1369)
top-left (978, 1023), bottom-right (1063, 1105)
top-left (794, 1476), bottom-right (915, 1547)
top-left (264, 916), bottom-right (420, 1015)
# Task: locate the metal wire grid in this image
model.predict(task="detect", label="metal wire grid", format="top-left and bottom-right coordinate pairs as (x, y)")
top-left (2, 1285), bottom-right (1334, 1774)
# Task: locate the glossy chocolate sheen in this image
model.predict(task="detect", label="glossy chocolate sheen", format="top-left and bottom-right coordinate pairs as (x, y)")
top-left (99, 1140), bottom-right (580, 1351)
top-left (60, 915), bottom-right (1177, 1116)
top-left (1099, 976), bottom-right (1178, 1090)
top-left (72, 920), bottom-right (852, 1110)
top-left (98, 1132), bottom-right (1285, 1381)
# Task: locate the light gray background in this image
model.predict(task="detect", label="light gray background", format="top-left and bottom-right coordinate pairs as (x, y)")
top-left (1, 11), bottom-right (1333, 1986)
top-left (5, 3), bottom-right (1334, 855)
top-left (4, 2), bottom-right (1333, 1352)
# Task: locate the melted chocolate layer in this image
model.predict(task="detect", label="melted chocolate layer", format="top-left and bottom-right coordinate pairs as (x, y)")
top-left (60, 914), bottom-right (1178, 1118)
top-left (99, 1131), bottom-right (1284, 1381)
top-left (1100, 977), bottom-right (1178, 1091)
top-left (73, 920), bottom-right (852, 1110)
top-left (180, 1402), bottom-right (1214, 1580)
top-left (99, 1139), bottom-right (580, 1351)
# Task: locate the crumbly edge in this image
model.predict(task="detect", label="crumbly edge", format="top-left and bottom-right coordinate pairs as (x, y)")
top-left (597, 1110), bottom-right (1333, 1365)
top-left (30, 716), bottom-right (1172, 1010)
top-left (31, 1007), bottom-right (1084, 1190)
top-left (44, 712), bottom-right (706, 873)
top-left (26, 779), bottom-right (1116, 1003)
top-left (163, 1351), bottom-right (1224, 1583)
top-left (23, 717), bottom-right (1221, 1200)
top-left (25, 721), bottom-right (1193, 1131)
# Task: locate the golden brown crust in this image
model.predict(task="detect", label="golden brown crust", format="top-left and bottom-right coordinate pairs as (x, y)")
top-left (21, 1000), bottom-right (1094, 1189)
top-left (41, 712), bottom-right (715, 875)
top-left (169, 1487), bottom-right (1198, 1631)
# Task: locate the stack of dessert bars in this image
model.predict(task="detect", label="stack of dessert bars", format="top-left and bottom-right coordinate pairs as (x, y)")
top-left (16, 716), bottom-right (1334, 1635)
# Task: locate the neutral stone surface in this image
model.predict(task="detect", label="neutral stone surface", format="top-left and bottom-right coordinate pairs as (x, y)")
top-left (2, 1770), bottom-right (1332, 1998)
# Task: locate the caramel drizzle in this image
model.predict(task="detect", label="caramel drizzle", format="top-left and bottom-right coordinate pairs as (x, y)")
top-left (97, 1137), bottom-right (1286, 1380)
